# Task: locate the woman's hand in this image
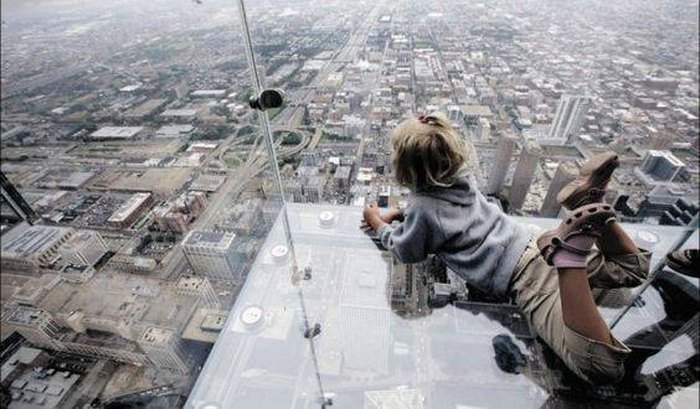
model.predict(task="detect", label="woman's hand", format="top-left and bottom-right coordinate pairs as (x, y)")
top-left (360, 203), bottom-right (393, 232)
top-left (381, 207), bottom-right (404, 224)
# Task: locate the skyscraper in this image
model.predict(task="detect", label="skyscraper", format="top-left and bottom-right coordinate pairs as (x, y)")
top-left (58, 230), bottom-right (109, 268)
top-left (1, 223), bottom-right (76, 271)
top-left (486, 134), bottom-right (517, 195)
top-left (176, 275), bottom-right (221, 308)
top-left (547, 95), bottom-right (591, 145)
top-left (0, 171), bottom-right (37, 223)
top-left (476, 117), bottom-right (491, 141)
top-left (509, 140), bottom-right (542, 211)
top-left (182, 230), bottom-right (242, 282)
top-left (138, 327), bottom-right (190, 373)
top-left (2, 307), bottom-right (64, 351)
top-left (540, 161), bottom-right (578, 217)
top-left (637, 150), bottom-right (686, 183)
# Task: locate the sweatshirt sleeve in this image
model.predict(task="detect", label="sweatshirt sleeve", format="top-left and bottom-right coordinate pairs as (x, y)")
top-left (378, 205), bottom-right (445, 263)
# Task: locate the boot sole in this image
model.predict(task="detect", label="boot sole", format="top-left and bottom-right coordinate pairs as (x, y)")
top-left (557, 151), bottom-right (620, 210)
top-left (537, 203), bottom-right (616, 265)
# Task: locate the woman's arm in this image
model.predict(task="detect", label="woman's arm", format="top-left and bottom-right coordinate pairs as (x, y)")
top-left (382, 207), bottom-right (405, 223)
top-left (361, 205), bottom-right (404, 231)
top-left (378, 205), bottom-right (445, 264)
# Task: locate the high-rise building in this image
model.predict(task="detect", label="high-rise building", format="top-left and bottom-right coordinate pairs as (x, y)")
top-left (486, 134), bottom-right (517, 195)
top-left (284, 175), bottom-right (325, 203)
top-left (58, 230), bottom-right (108, 268)
top-left (635, 150), bottom-right (686, 184)
top-left (305, 176), bottom-right (325, 203)
top-left (476, 117), bottom-right (491, 141)
top-left (334, 166), bottom-right (352, 193)
top-left (61, 338), bottom-right (149, 366)
top-left (154, 191), bottom-right (208, 232)
top-left (546, 95), bottom-right (591, 145)
top-left (378, 186), bottom-right (391, 208)
top-left (637, 184), bottom-right (699, 225)
top-left (176, 275), bottom-right (221, 308)
top-left (1, 223), bottom-right (76, 271)
top-left (107, 192), bottom-right (154, 229)
top-left (284, 179), bottom-right (305, 203)
top-left (0, 171), bottom-right (37, 223)
top-left (137, 327), bottom-right (190, 373)
top-left (2, 307), bottom-right (64, 351)
top-left (301, 151), bottom-right (319, 167)
top-left (182, 230), bottom-right (242, 282)
top-left (540, 161), bottom-right (578, 217)
top-left (509, 140), bottom-right (542, 211)
top-left (3, 306), bottom-right (157, 367)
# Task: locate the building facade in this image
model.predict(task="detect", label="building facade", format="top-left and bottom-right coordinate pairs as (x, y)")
top-left (636, 150), bottom-right (686, 184)
top-left (546, 95), bottom-right (591, 145)
top-left (107, 193), bottom-right (154, 229)
top-left (182, 230), bottom-right (242, 282)
top-left (58, 230), bottom-right (109, 268)
top-left (1, 223), bottom-right (76, 271)
top-left (486, 134), bottom-right (517, 195)
top-left (138, 327), bottom-right (190, 373)
top-left (540, 161), bottom-right (578, 217)
top-left (509, 140), bottom-right (542, 211)
top-left (176, 275), bottom-right (221, 308)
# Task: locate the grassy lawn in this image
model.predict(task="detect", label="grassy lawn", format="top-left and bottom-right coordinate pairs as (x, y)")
top-left (225, 156), bottom-right (241, 168)
top-left (267, 106), bottom-right (284, 120)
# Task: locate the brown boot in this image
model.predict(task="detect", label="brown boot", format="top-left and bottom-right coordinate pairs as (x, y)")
top-left (557, 151), bottom-right (619, 210)
top-left (537, 203), bottom-right (617, 266)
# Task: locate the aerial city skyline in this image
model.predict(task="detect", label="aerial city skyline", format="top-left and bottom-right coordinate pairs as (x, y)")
top-left (0, 0), bottom-right (698, 407)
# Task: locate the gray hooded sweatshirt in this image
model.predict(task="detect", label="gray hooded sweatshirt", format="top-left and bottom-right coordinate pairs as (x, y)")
top-left (378, 174), bottom-right (531, 297)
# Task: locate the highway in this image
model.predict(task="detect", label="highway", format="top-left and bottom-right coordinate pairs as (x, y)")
top-left (159, 1), bottom-right (385, 279)
top-left (270, 0), bottom-right (386, 127)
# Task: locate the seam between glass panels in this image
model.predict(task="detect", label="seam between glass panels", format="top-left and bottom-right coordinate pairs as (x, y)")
top-left (235, 1), bottom-right (328, 406)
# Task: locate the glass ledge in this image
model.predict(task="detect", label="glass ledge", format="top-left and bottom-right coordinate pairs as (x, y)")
top-left (186, 204), bottom-right (698, 409)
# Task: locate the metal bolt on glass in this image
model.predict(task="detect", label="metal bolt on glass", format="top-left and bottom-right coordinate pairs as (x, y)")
top-left (248, 88), bottom-right (285, 111)
top-left (303, 323), bottom-right (322, 339)
top-left (303, 266), bottom-right (313, 280)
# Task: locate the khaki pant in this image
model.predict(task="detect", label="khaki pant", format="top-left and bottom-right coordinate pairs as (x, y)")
top-left (508, 239), bottom-right (651, 384)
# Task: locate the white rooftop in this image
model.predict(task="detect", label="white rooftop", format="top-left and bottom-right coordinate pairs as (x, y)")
top-left (90, 126), bottom-right (143, 139)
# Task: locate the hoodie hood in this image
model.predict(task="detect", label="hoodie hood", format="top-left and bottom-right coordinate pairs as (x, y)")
top-left (416, 173), bottom-right (476, 206)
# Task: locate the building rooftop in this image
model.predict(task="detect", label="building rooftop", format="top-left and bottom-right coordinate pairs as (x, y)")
top-left (187, 204), bottom-right (698, 409)
top-left (460, 104), bottom-right (493, 118)
top-left (5, 307), bottom-right (50, 326)
top-left (183, 230), bottom-right (236, 250)
top-left (8, 368), bottom-right (79, 409)
top-left (161, 108), bottom-right (199, 117)
top-left (90, 126), bottom-right (143, 139)
top-left (139, 326), bottom-right (176, 346)
top-left (37, 274), bottom-right (197, 332)
top-left (191, 90), bottom-right (227, 97)
top-left (156, 125), bottom-right (195, 137)
top-left (1, 223), bottom-right (73, 259)
top-left (107, 193), bottom-right (152, 224)
top-left (190, 174), bottom-right (226, 192)
top-left (13, 274), bottom-right (60, 304)
top-left (0, 347), bottom-right (43, 384)
top-left (645, 150), bottom-right (686, 167)
top-left (176, 275), bottom-right (208, 291)
top-left (108, 168), bottom-right (191, 196)
top-left (181, 308), bottom-right (229, 344)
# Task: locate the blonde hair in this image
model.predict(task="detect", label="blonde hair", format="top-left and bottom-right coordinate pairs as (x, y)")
top-left (390, 112), bottom-right (467, 189)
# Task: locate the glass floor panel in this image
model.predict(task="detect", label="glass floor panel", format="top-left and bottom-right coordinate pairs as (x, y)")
top-left (187, 204), bottom-right (698, 409)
